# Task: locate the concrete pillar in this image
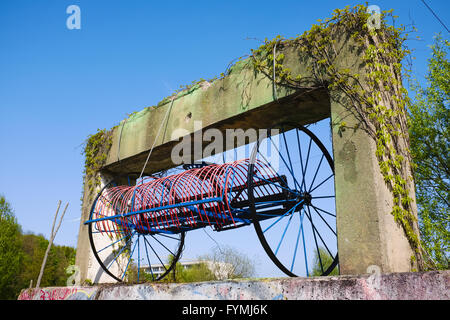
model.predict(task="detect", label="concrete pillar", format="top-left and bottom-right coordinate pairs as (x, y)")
top-left (330, 97), bottom-right (416, 275)
top-left (75, 174), bottom-right (96, 283)
top-left (75, 171), bottom-right (128, 284)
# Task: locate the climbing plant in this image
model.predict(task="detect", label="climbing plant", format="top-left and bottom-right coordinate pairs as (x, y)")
top-left (249, 4), bottom-right (425, 269)
top-left (82, 128), bottom-right (113, 203)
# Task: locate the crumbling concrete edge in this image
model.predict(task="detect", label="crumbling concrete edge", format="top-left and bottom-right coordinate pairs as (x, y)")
top-left (18, 270), bottom-right (449, 300)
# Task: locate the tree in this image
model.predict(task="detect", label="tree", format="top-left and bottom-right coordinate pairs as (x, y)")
top-left (19, 233), bottom-right (76, 289)
top-left (0, 195), bottom-right (77, 299)
top-left (155, 253), bottom-right (227, 283)
top-left (408, 34), bottom-right (449, 269)
top-left (164, 259), bottom-right (216, 283)
top-left (310, 247), bottom-right (339, 276)
top-left (180, 262), bottom-right (217, 282)
top-left (201, 245), bottom-right (256, 280)
top-left (0, 195), bottom-right (23, 299)
top-left (155, 246), bottom-right (255, 283)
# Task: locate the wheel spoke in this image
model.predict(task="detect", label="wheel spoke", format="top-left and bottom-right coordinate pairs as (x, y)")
top-left (302, 137), bottom-right (313, 193)
top-left (300, 210), bottom-right (309, 276)
top-left (97, 233), bottom-right (130, 254)
top-left (137, 235), bottom-right (141, 282)
top-left (143, 235), bottom-right (155, 280)
top-left (262, 200), bottom-right (302, 233)
top-left (275, 212), bottom-right (294, 255)
top-left (311, 195), bottom-right (335, 199)
top-left (309, 204), bottom-right (336, 217)
top-left (309, 173), bottom-right (334, 193)
top-left (150, 234), bottom-right (176, 259)
top-left (281, 129), bottom-right (302, 191)
top-left (106, 231), bottom-right (136, 271)
top-left (305, 206), bottom-right (323, 273)
top-left (295, 129), bottom-right (306, 193)
top-left (308, 153), bottom-right (324, 192)
top-left (121, 236), bottom-right (139, 281)
top-left (144, 236), bottom-right (168, 271)
top-left (255, 147), bottom-right (294, 191)
top-left (253, 174), bottom-right (299, 195)
top-left (305, 206), bottom-right (334, 258)
top-left (309, 205), bottom-right (337, 236)
top-left (290, 211), bottom-right (304, 272)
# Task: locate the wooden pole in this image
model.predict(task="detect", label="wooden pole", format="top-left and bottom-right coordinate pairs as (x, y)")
top-left (36, 201), bottom-right (69, 288)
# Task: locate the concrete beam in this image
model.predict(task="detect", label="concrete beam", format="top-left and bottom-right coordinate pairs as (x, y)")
top-left (104, 59), bottom-right (329, 175)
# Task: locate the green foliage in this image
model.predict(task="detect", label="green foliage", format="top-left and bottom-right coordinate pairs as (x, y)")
top-left (81, 128), bottom-right (113, 203)
top-left (0, 195), bottom-right (23, 299)
top-left (200, 245), bottom-right (256, 280)
top-left (408, 34), bottom-right (449, 269)
top-left (147, 246), bottom-right (255, 284)
top-left (310, 247), bottom-right (339, 276)
top-left (178, 261), bottom-right (217, 283)
top-left (157, 259), bottom-right (217, 283)
top-left (0, 195), bottom-right (76, 299)
top-left (83, 128), bottom-right (113, 179)
top-left (20, 234), bottom-right (76, 289)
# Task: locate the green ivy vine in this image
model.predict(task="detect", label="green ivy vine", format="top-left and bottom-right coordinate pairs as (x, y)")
top-left (249, 4), bottom-right (424, 269)
top-left (82, 128), bottom-right (113, 204)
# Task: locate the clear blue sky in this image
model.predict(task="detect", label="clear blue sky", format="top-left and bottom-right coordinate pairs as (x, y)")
top-left (0, 0), bottom-right (448, 277)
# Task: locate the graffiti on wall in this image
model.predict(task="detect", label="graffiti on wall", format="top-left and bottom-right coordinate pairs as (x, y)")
top-left (18, 287), bottom-right (97, 300)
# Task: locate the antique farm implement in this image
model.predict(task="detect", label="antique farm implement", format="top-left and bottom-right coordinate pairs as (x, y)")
top-left (84, 123), bottom-right (339, 282)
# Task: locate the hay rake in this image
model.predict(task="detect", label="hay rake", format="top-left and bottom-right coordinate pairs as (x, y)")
top-left (84, 123), bottom-right (338, 282)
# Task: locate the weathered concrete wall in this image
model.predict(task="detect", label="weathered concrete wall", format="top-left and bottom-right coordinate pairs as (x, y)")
top-left (18, 271), bottom-right (450, 300)
top-left (18, 286), bottom-right (98, 300)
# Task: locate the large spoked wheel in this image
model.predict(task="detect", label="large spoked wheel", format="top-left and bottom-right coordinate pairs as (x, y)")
top-left (248, 123), bottom-right (338, 277)
top-left (86, 177), bottom-right (185, 283)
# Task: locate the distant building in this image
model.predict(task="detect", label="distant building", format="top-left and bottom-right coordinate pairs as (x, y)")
top-left (140, 260), bottom-right (233, 280)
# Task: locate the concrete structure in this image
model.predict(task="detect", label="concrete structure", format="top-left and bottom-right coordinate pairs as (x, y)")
top-left (18, 271), bottom-right (450, 300)
top-left (75, 10), bottom-right (422, 284)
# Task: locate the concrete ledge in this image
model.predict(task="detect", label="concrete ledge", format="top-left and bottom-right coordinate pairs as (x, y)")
top-left (18, 271), bottom-right (449, 300)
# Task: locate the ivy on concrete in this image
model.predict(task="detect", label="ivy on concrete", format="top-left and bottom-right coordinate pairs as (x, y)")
top-left (82, 128), bottom-right (113, 203)
top-left (249, 4), bottom-right (425, 269)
